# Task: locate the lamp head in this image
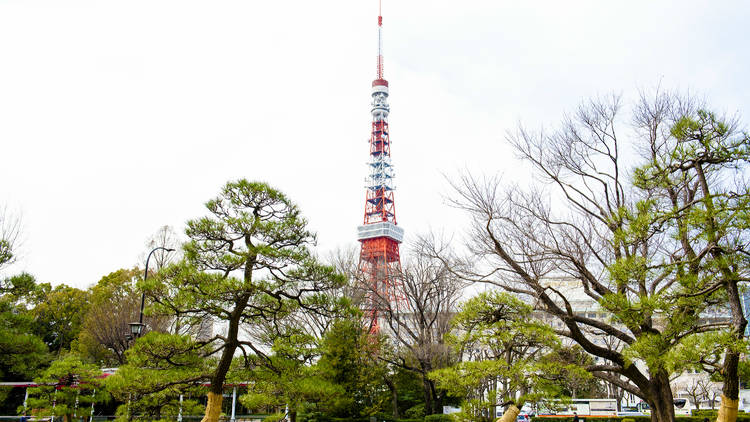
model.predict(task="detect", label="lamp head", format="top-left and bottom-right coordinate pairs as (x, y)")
top-left (128, 322), bottom-right (145, 337)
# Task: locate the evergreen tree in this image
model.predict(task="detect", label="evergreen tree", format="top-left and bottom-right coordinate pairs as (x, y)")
top-left (25, 354), bottom-right (109, 422)
top-left (111, 180), bottom-right (345, 422)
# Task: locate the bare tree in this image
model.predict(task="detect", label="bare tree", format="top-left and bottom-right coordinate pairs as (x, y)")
top-left (140, 225), bottom-right (190, 335)
top-left (680, 379), bottom-right (707, 411)
top-left (438, 91), bottom-right (748, 422)
top-left (329, 244), bottom-right (368, 308)
top-left (78, 268), bottom-right (171, 365)
top-left (0, 206), bottom-right (22, 272)
top-left (141, 225), bottom-right (181, 271)
top-left (699, 380), bottom-right (722, 410)
top-left (369, 238), bottom-right (466, 415)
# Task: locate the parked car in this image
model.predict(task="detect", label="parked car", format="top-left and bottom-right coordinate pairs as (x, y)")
top-left (517, 413), bottom-right (531, 422)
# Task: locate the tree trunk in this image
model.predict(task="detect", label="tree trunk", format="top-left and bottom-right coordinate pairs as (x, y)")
top-left (428, 377), bottom-right (443, 415)
top-left (718, 349), bottom-right (740, 422)
top-left (616, 385), bottom-right (625, 412)
top-left (289, 408), bottom-right (297, 422)
top-left (202, 392), bottom-right (223, 422)
top-left (696, 161), bottom-right (747, 422)
top-left (383, 376), bottom-right (399, 419)
top-left (392, 387), bottom-right (400, 418)
top-left (490, 375), bottom-right (498, 420)
top-left (202, 343), bottom-right (235, 422)
top-left (201, 294), bottom-right (248, 422)
top-left (423, 375), bottom-right (434, 415)
top-left (721, 276), bottom-right (746, 405)
top-left (648, 372), bottom-right (676, 422)
top-left (497, 404), bottom-right (520, 422)
top-left (717, 395), bottom-right (739, 422)
top-left (718, 282), bottom-right (745, 422)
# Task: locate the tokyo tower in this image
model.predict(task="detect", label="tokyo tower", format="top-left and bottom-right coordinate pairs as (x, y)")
top-left (357, 0), bottom-right (404, 334)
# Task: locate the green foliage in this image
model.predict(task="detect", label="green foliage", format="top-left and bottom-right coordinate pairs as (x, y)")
top-left (144, 180), bottom-right (346, 333)
top-left (1, 274), bottom-right (90, 359)
top-left (530, 417), bottom-right (749, 422)
top-left (405, 404), bottom-right (426, 419)
top-left (691, 410), bottom-right (717, 417)
top-left (0, 272), bottom-right (39, 298)
top-left (32, 283), bottom-right (90, 353)
top-left (75, 268), bottom-right (153, 366)
top-left (243, 317), bottom-right (386, 420)
top-left (0, 274), bottom-right (49, 381)
top-left (113, 394), bottom-right (204, 422)
top-left (540, 345), bottom-right (601, 398)
top-left (314, 318), bottom-right (386, 417)
top-left (424, 414), bottom-right (454, 422)
top-left (242, 358), bottom-right (341, 417)
top-left (739, 360), bottom-right (750, 388)
top-left (431, 290), bottom-right (562, 417)
top-left (687, 410), bottom-right (750, 421)
top-left (105, 331), bottom-right (212, 418)
top-left (25, 354), bottom-right (109, 420)
top-left (0, 273), bottom-right (50, 413)
top-left (631, 105), bottom-right (750, 386)
top-left (263, 413), bottom-right (289, 422)
top-left (0, 210), bottom-right (18, 270)
top-left (464, 93), bottom-right (750, 422)
top-left (394, 367), bottom-right (430, 417)
top-left (0, 238), bottom-right (11, 268)
top-left (116, 180), bottom-right (346, 422)
top-left (297, 412), bottom-right (374, 422)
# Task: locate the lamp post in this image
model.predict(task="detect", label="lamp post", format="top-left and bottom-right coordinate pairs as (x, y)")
top-left (129, 246), bottom-right (175, 340)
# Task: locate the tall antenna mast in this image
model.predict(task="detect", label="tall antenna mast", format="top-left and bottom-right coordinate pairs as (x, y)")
top-left (357, 0), bottom-right (405, 334)
top-left (377, 0), bottom-right (384, 80)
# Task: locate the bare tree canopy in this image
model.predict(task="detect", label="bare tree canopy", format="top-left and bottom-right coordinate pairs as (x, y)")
top-left (0, 206), bottom-right (22, 272)
top-left (366, 237), bottom-right (466, 415)
top-left (141, 225), bottom-right (181, 271)
top-left (443, 90), bottom-right (750, 422)
top-left (76, 268), bottom-right (171, 365)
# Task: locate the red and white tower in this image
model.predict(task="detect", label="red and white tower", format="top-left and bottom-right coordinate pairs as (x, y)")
top-left (357, 0), bottom-right (404, 334)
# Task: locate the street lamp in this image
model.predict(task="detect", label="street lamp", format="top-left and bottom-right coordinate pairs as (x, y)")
top-left (129, 246), bottom-right (175, 340)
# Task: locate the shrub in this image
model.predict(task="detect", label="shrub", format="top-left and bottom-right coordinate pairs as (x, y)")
top-left (405, 404), bottom-right (426, 419)
top-left (530, 417), bottom-right (744, 422)
top-left (425, 415), bottom-right (454, 422)
top-left (299, 412), bottom-right (332, 422)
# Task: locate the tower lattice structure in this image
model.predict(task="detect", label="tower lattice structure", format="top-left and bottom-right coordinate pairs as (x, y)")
top-left (357, 1), bottom-right (405, 334)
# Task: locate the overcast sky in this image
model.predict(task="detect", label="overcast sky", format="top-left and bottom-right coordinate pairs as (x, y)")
top-left (1, 1), bottom-right (749, 289)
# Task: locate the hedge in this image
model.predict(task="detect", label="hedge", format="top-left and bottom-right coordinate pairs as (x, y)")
top-left (531, 417), bottom-right (750, 422)
top-left (298, 416), bottom-right (424, 422)
top-left (425, 415), bottom-right (454, 422)
top-left (689, 411), bottom-right (750, 418)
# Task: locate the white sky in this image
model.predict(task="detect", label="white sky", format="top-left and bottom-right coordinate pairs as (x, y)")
top-left (1, 1), bottom-right (748, 289)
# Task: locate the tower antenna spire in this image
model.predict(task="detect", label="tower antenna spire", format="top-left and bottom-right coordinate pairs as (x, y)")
top-left (358, 0), bottom-right (404, 334)
top-left (377, 0), bottom-right (384, 80)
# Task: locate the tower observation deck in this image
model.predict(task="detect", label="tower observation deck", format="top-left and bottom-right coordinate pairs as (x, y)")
top-left (357, 1), bottom-right (404, 334)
